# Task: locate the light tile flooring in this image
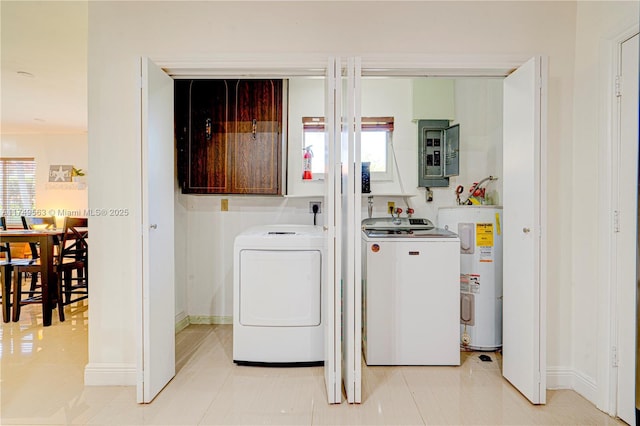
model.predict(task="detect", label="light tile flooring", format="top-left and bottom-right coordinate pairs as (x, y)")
top-left (0, 304), bottom-right (627, 425)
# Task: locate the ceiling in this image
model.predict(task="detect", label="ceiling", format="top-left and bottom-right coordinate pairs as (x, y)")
top-left (1, 1), bottom-right (88, 134)
top-left (0, 2), bottom-right (515, 135)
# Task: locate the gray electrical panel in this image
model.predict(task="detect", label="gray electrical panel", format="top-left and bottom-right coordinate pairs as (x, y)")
top-left (417, 119), bottom-right (460, 188)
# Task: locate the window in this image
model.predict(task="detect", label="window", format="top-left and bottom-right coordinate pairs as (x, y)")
top-left (302, 117), bottom-right (394, 179)
top-left (0, 158), bottom-right (36, 226)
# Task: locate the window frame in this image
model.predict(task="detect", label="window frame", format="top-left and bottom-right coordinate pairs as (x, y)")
top-left (0, 157), bottom-right (37, 227)
top-left (302, 116), bottom-right (394, 181)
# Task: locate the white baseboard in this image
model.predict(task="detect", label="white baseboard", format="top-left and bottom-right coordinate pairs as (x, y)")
top-left (84, 314), bottom-right (229, 387)
top-left (547, 366), bottom-right (574, 389)
top-left (175, 311), bottom-right (189, 332)
top-left (572, 369), bottom-right (598, 404)
top-left (547, 366), bottom-right (598, 405)
top-left (188, 315), bottom-right (233, 325)
top-left (84, 362), bottom-right (136, 386)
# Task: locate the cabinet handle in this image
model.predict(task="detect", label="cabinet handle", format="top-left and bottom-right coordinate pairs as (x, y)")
top-left (205, 118), bottom-right (212, 141)
top-left (252, 119), bottom-right (257, 140)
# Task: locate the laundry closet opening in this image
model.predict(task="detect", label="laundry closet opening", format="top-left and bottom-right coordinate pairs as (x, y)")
top-left (141, 56), bottom-right (545, 405)
top-left (354, 75), bottom-right (506, 392)
top-left (173, 76), bottom-right (504, 333)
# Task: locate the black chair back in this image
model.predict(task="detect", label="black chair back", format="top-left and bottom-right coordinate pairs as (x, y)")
top-left (0, 217), bottom-right (10, 262)
top-left (58, 217), bottom-right (88, 264)
top-left (22, 216), bottom-right (57, 259)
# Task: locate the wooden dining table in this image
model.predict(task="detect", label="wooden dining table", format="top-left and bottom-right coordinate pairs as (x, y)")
top-left (0, 229), bottom-right (62, 326)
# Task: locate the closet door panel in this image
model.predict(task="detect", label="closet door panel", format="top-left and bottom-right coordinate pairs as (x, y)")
top-left (232, 79), bottom-right (282, 194)
top-left (188, 80), bottom-right (229, 193)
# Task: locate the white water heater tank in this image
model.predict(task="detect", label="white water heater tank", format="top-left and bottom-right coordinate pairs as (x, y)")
top-left (438, 206), bottom-right (503, 350)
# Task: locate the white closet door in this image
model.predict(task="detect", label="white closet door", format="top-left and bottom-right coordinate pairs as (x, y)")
top-left (139, 57), bottom-right (176, 403)
top-left (341, 57), bottom-right (362, 404)
top-left (324, 57), bottom-right (342, 404)
top-left (502, 56), bottom-right (547, 404)
top-left (616, 32), bottom-right (639, 426)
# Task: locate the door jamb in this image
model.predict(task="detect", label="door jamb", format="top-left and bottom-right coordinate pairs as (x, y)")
top-left (599, 24), bottom-right (640, 415)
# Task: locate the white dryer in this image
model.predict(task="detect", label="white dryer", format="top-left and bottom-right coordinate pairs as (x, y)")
top-left (233, 224), bottom-right (324, 365)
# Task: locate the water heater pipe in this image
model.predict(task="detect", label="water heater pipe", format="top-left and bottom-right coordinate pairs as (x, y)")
top-left (458, 175), bottom-right (498, 205)
top-left (389, 140), bottom-right (412, 211)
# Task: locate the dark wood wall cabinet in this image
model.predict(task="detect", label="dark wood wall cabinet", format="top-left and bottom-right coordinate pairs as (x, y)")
top-left (175, 79), bottom-right (286, 194)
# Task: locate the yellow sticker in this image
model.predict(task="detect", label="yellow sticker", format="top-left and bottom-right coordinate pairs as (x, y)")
top-left (476, 223), bottom-right (494, 247)
top-left (495, 213), bottom-right (501, 236)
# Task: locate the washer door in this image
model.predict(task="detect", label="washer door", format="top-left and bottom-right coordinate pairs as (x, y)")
top-left (239, 249), bottom-right (321, 326)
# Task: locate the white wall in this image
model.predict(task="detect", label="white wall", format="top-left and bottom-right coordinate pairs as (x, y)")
top-left (0, 133), bottom-right (88, 227)
top-left (88, 0), bottom-right (579, 388)
top-left (357, 78), bottom-right (503, 222)
top-left (286, 77), bottom-right (325, 197)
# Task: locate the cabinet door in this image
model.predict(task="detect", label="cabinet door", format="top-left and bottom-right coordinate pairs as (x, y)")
top-left (179, 80), bottom-right (229, 193)
top-left (174, 80), bottom-right (190, 190)
top-left (231, 79), bottom-right (282, 194)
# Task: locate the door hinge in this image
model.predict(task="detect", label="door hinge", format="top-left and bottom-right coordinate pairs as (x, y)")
top-left (615, 75), bottom-right (622, 97)
top-left (614, 210), bottom-right (620, 233)
top-left (325, 225), bottom-right (336, 239)
top-left (612, 345), bottom-right (618, 367)
top-left (537, 74), bottom-right (543, 92)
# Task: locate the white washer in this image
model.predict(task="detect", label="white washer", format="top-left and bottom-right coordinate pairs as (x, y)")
top-left (362, 218), bottom-right (460, 366)
top-left (233, 224), bottom-right (324, 365)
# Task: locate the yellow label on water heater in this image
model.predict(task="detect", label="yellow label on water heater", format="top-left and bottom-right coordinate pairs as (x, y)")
top-left (476, 223), bottom-right (494, 247)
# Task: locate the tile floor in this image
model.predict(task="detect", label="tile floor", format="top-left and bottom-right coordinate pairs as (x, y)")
top-left (0, 304), bottom-right (628, 425)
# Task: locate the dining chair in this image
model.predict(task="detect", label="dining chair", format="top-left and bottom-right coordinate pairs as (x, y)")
top-left (11, 225), bottom-right (65, 323)
top-left (1, 217), bottom-right (13, 322)
top-left (0, 216), bottom-right (10, 257)
top-left (57, 217), bottom-right (88, 308)
top-left (20, 216), bottom-right (57, 298)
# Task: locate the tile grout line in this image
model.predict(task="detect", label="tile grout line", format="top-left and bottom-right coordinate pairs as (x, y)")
top-left (400, 367), bottom-right (428, 426)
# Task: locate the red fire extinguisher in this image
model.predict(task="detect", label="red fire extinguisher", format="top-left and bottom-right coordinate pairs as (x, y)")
top-left (303, 146), bottom-right (313, 180)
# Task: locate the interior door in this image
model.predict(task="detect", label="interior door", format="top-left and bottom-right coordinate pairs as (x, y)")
top-left (324, 57), bottom-right (342, 404)
top-left (502, 56), bottom-right (546, 404)
top-left (616, 32), bottom-right (639, 425)
top-left (138, 57), bottom-right (176, 403)
top-left (341, 57), bottom-right (362, 404)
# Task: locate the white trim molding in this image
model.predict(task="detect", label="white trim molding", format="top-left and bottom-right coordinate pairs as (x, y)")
top-left (547, 367), bottom-right (598, 404)
top-left (573, 370), bottom-right (599, 405)
top-left (188, 315), bottom-right (233, 325)
top-left (547, 366), bottom-right (574, 389)
top-left (84, 363), bottom-right (136, 386)
top-left (175, 311), bottom-right (189, 333)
